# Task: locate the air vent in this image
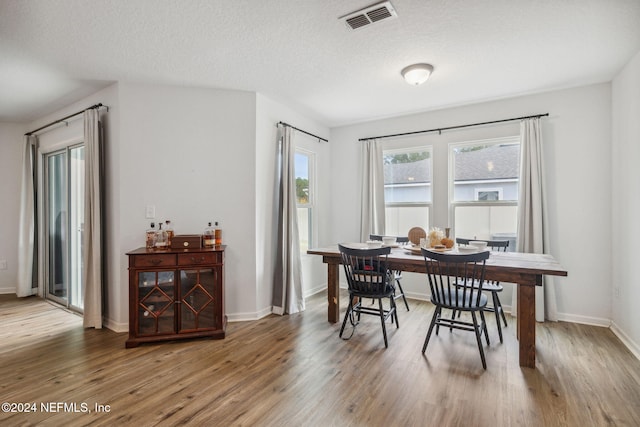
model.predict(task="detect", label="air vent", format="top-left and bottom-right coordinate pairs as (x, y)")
top-left (341, 1), bottom-right (397, 30)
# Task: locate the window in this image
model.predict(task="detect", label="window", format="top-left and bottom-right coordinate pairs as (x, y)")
top-left (383, 147), bottom-right (432, 236)
top-left (295, 149), bottom-right (314, 253)
top-left (475, 188), bottom-right (503, 201)
top-left (450, 137), bottom-right (519, 245)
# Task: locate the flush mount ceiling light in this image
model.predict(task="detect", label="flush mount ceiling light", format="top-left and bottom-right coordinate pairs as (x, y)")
top-left (401, 63), bottom-right (434, 85)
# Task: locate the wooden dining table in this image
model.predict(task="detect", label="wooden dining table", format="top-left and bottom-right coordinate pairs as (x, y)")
top-left (307, 245), bottom-right (568, 368)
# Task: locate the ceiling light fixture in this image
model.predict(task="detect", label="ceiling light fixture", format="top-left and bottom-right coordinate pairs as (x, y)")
top-left (401, 63), bottom-right (434, 85)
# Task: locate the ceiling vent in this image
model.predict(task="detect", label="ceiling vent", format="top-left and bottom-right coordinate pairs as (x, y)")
top-left (341, 1), bottom-right (397, 30)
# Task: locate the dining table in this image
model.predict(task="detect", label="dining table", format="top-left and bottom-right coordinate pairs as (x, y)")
top-left (307, 244), bottom-right (568, 369)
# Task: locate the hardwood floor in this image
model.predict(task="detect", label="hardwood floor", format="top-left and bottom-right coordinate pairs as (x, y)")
top-left (1, 293), bottom-right (640, 426)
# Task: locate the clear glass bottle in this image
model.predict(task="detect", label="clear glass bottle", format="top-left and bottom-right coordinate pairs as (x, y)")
top-left (165, 220), bottom-right (174, 247)
top-left (214, 221), bottom-right (222, 246)
top-left (146, 222), bottom-right (156, 249)
top-left (203, 222), bottom-right (215, 248)
top-left (155, 223), bottom-right (168, 249)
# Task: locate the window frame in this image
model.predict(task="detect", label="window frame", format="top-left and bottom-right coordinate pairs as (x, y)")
top-left (382, 145), bottom-right (433, 234)
top-left (448, 136), bottom-right (520, 238)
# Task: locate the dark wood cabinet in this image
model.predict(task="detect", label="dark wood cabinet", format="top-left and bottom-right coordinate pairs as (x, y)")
top-left (125, 246), bottom-right (226, 348)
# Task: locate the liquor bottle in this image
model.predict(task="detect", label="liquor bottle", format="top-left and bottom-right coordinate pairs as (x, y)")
top-left (214, 221), bottom-right (222, 246)
top-left (165, 220), bottom-right (174, 247)
top-left (146, 222), bottom-right (156, 249)
top-left (155, 223), bottom-right (168, 249)
top-left (203, 222), bottom-right (215, 248)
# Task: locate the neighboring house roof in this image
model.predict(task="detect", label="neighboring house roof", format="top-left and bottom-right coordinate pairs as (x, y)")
top-left (455, 144), bottom-right (519, 181)
top-left (384, 144), bottom-right (519, 185)
top-left (384, 158), bottom-right (431, 185)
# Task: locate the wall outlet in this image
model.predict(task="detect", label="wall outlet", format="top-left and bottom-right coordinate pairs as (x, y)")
top-left (145, 205), bottom-right (156, 219)
top-left (614, 287), bottom-right (620, 298)
top-left (0, 260), bottom-right (7, 270)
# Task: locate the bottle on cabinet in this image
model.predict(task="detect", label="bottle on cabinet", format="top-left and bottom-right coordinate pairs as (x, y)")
top-left (165, 220), bottom-right (174, 247)
top-left (155, 223), bottom-right (169, 249)
top-left (146, 222), bottom-right (156, 249)
top-left (214, 221), bottom-right (222, 246)
top-left (203, 222), bottom-right (215, 248)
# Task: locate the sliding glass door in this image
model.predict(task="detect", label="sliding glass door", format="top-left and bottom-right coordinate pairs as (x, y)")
top-left (45, 145), bottom-right (85, 311)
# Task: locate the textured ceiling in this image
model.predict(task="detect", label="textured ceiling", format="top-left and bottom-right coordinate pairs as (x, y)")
top-left (1, 0), bottom-right (639, 127)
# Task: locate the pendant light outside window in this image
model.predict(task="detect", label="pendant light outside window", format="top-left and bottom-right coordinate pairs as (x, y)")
top-left (401, 63), bottom-right (434, 85)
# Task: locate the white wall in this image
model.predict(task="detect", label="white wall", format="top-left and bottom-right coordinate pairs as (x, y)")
top-left (255, 94), bottom-right (331, 307)
top-left (117, 82), bottom-right (257, 328)
top-left (329, 83), bottom-right (612, 326)
top-left (611, 49), bottom-right (640, 358)
top-left (0, 123), bottom-right (26, 293)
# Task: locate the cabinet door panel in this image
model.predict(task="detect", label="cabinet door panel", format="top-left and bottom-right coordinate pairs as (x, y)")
top-left (137, 271), bottom-right (176, 336)
top-left (179, 269), bottom-right (218, 331)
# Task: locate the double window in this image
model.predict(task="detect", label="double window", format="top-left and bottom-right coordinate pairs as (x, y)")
top-left (449, 137), bottom-right (520, 244)
top-left (378, 136), bottom-right (519, 247)
top-left (383, 147), bottom-right (432, 236)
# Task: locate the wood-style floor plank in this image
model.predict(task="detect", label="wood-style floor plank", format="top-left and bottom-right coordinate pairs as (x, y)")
top-left (1, 293), bottom-right (639, 426)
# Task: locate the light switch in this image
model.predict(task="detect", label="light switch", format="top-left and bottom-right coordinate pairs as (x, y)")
top-left (145, 205), bottom-right (156, 219)
top-left (0, 260), bottom-right (7, 270)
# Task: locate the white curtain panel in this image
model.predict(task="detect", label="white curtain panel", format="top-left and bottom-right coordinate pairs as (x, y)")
top-left (272, 126), bottom-right (305, 315)
top-left (17, 135), bottom-right (38, 297)
top-left (513, 118), bottom-right (558, 322)
top-left (360, 139), bottom-right (386, 242)
top-left (82, 109), bottom-right (103, 328)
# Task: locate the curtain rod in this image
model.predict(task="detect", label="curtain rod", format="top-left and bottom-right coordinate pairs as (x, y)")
top-left (25, 103), bottom-right (109, 136)
top-left (358, 113), bottom-right (549, 141)
top-left (278, 121), bottom-right (328, 143)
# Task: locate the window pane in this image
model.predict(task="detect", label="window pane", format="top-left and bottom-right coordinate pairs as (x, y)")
top-left (297, 207), bottom-right (310, 252)
top-left (384, 150), bottom-right (431, 203)
top-left (454, 205), bottom-right (517, 250)
top-left (294, 152), bottom-right (309, 204)
top-left (383, 148), bottom-right (431, 236)
top-left (294, 150), bottom-right (313, 252)
top-left (385, 206), bottom-right (429, 237)
top-left (452, 143), bottom-right (519, 202)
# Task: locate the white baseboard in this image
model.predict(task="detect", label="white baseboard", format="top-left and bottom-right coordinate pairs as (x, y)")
top-left (102, 317), bottom-right (128, 333)
top-left (555, 312), bottom-right (611, 328)
top-left (227, 306), bottom-right (273, 322)
top-left (610, 321), bottom-right (640, 361)
top-left (0, 286), bottom-right (16, 294)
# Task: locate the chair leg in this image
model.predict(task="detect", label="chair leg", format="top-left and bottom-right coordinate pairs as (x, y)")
top-left (391, 297), bottom-right (399, 328)
top-left (378, 298), bottom-right (389, 348)
top-left (492, 292), bottom-right (503, 343)
top-left (422, 306), bottom-right (440, 353)
top-left (339, 296), bottom-right (354, 338)
top-left (396, 279), bottom-right (410, 311)
top-left (496, 294), bottom-right (508, 327)
top-left (450, 309), bottom-right (456, 332)
top-left (479, 310), bottom-right (490, 346)
top-left (471, 311), bottom-right (487, 370)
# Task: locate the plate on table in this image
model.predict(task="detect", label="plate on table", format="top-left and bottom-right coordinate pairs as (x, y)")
top-left (404, 245), bottom-right (452, 255)
top-left (404, 245), bottom-right (423, 255)
top-left (457, 246), bottom-right (479, 254)
top-left (426, 246), bottom-right (453, 253)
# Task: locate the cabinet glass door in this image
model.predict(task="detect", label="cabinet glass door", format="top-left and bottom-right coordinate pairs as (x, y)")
top-left (180, 269), bottom-right (217, 331)
top-left (138, 271), bottom-right (175, 335)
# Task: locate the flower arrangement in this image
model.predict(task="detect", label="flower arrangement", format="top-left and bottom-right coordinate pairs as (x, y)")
top-left (428, 227), bottom-right (445, 248)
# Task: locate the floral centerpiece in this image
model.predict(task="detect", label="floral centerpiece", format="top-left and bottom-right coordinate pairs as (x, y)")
top-left (428, 227), bottom-right (445, 248)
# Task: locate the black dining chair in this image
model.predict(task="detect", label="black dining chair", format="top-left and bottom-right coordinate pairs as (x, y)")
top-left (456, 238), bottom-right (509, 343)
top-left (421, 248), bottom-right (491, 369)
top-left (369, 234), bottom-right (410, 311)
top-left (338, 244), bottom-right (399, 348)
